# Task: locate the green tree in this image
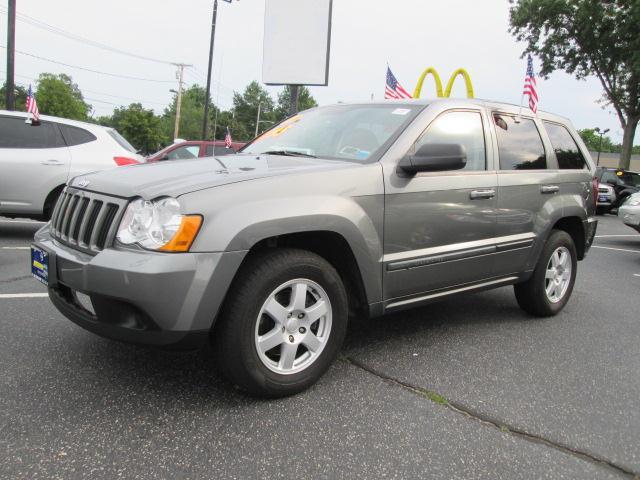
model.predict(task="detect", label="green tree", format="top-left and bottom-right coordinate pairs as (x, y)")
top-left (578, 128), bottom-right (615, 153)
top-left (102, 103), bottom-right (166, 154)
top-left (35, 73), bottom-right (90, 120)
top-left (161, 84), bottom-right (219, 141)
top-left (0, 83), bottom-right (28, 111)
top-left (231, 81), bottom-right (275, 140)
top-left (275, 86), bottom-right (318, 122)
top-left (509, 0), bottom-right (640, 169)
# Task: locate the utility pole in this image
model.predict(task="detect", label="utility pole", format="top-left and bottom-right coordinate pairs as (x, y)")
top-left (202, 0), bottom-right (218, 140)
top-left (594, 127), bottom-right (610, 166)
top-left (173, 63), bottom-right (191, 140)
top-left (5, 0), bottom-right (16, 111)
top-left (254, 102), bottom-right (261, 137)
top-left (202, 0), bottom-right (234, 140)
top-left (289, 85), bottom-right (299, 115)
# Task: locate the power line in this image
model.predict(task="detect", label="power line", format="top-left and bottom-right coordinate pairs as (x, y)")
top-left (0, 5), bottom-right (178, 66)
top-left (0, 45), bottom-right (175, 83)
top-left (3, 70), bottom-right (169, 107)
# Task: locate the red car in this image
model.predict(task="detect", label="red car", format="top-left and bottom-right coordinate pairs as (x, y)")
top-left (146, 140), bottom-right (245, 163)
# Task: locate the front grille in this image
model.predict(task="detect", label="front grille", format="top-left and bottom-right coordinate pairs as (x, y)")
top-left (50, 188), bottom-right (126, 254)
top-left (598, 187), bottom-right (610, 194)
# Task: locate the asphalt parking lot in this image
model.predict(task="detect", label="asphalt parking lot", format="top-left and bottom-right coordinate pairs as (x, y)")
top-left (1, 215), bottom-right (638, 479)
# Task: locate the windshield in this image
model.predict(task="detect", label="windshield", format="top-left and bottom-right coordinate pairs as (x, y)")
top-left (108, 129), bottom-right (137, 153)
top-left (242, 104), bottom-right (421, 162)
top-left (618, 171), bottom-right (640, 187)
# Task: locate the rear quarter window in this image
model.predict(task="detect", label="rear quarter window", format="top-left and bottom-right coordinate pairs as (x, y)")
top-left (543, 122), bottom-right (587, 169)
top-left (58, 124), bottom-right (97, 146)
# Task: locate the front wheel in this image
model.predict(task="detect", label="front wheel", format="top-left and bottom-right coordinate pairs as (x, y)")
top-left (213, 248), bottom-right (348, 397)
top-left (514, 230), bottom-right (577, 317)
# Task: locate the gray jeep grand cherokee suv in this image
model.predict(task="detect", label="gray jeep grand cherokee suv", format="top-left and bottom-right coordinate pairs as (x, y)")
top-left (32, 99), bottom-right (598, 397)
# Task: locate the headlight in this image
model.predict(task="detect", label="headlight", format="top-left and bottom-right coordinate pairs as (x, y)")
top-left (116, 197), bottom-right (202, 252)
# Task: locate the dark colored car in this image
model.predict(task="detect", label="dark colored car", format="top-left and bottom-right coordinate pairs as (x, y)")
top-left (595, 167), bottom-right (640, 208)
top-left (146, 140), bottom-right (245, 163)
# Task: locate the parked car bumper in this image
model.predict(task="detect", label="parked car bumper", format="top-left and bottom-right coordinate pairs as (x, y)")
top-left (618, 203), bottom-right (640, 233)
top-left (583, 217), bottom-right (598, 257)
top-left (33, 224), bottom-right (246, 348)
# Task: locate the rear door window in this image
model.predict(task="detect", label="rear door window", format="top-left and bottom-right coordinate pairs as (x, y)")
top-left (543, 122), bottom-right (586, 169)
top-left (58, 124), bottom-right (97, 146)
top-left (414, 110), bottom-right (486, 171)
top-left (493, 114), bottom-right (547, 170)
top-left (0, 116), bottom-right (66, 149)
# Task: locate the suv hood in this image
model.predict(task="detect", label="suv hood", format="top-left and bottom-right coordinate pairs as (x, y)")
top-left (68, 154), bottom-right (358, 199)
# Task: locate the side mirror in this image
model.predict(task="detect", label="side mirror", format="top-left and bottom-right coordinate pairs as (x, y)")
top-left (398, 143), bottom-right (467, 174)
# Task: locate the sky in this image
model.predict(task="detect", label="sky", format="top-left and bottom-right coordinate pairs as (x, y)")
top-left (0, 0), bottom-right (636, 144)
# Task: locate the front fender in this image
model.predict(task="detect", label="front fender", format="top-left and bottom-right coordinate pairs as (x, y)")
top-left (179, 165), bottom-right (385, 303)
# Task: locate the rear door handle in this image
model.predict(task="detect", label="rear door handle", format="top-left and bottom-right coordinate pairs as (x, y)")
top-left (41, 159), bottom-right (64, 166)
top-left (470, 189), bottom-right (496, 200)
top-left (540, 185), bottom-right (559, 194)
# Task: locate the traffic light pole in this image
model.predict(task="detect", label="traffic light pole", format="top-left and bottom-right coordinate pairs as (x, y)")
top-left (5, 0), bottom-right (16, 111)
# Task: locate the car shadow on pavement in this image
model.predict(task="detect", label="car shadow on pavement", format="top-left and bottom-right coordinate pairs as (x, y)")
top-left (26, 288), bottom-right (531, 404)
top-left (344, 287), bottom-right (530, 352)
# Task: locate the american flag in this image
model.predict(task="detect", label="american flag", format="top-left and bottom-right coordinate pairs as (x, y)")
top-left (26, 84), bottom-right (40, 122)
top-left (523, 54), bottom-right (538, 113)
top-left (385, 66), bottom-right (412, 99)
top-left (224, 126), bottom-right (232, 148)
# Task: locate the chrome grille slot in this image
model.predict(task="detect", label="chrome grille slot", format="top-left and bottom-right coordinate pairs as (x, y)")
top-left (50, 187), bottom-right (126, 255)
top-left (83, 201), bottom-right (103, 246)
top-left (62, 195), bottom-right (79, 239)
top-left (96, 204), bottom-right (119, 250)
top-left (71, 197), bottom-right (90, 242)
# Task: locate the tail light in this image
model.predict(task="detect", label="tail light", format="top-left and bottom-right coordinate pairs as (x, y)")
top-left (114, 156), bottom-right (140, 167)
top-left (592, 177), bottom-right (599, 207)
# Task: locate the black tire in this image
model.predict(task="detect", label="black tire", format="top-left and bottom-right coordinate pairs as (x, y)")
top-left (514, 230), bottom-right (577, 317)
top-left (596, 206), bottom-right (610, 215)
top-left (212, 248), bottom-right (348, 397)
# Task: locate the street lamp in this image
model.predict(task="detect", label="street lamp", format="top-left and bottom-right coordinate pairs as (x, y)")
top-left (594, 127), bottom-right (610, 166)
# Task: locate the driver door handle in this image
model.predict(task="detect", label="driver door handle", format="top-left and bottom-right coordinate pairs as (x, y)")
top-left (470, 189), bottom-right (495, 200)
top-left (41, 159), bottom-right (64, 166)
top-left (540, 185), bottom-right (559, 194)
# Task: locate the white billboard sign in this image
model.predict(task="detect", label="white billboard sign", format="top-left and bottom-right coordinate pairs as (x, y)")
top-left (262, 0), bottom-right (332, 86)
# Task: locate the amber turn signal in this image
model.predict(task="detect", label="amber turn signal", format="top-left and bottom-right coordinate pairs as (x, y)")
top-left (159, 215), bottom-right (203, 252)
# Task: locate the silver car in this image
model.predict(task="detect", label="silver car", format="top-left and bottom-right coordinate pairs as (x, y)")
top-left (0, 110), bottom-right (144, 220)
top-left (618, 192), bottom-right (640, 233)
top-left (32, 99), bottom-right (598, 397)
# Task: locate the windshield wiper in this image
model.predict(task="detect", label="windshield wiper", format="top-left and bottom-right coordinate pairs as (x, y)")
top-left (261, 150), bottom-right (317, 158)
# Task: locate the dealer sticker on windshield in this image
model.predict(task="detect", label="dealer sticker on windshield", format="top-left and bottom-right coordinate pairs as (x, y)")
top-left (391, 108), bottom-right (411, 115)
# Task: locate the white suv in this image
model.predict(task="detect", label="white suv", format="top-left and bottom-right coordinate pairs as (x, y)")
top-left (0, 110), bottom-right (144, 220)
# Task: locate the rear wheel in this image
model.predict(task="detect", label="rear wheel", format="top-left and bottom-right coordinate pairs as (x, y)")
top-left (514, 230), bottom-right (577, 317)
top-left (213, 248), bottom-right (348, 397)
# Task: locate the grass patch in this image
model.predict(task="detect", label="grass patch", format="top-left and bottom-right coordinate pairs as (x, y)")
top-left (419, 388), bottom-right (449, 405)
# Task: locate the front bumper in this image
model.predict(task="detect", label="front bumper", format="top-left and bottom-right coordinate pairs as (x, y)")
top-left (34, 224), bottom-right (246, 348)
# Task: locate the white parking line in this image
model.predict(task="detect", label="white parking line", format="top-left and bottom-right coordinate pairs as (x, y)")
top-left (634, 274), bottom-right (640, 278)
top-left (0, 293), bottom-right (48, 299)
top-left (595, 234), bottom-right (639, 238)
top-left (1, 246), bottom-right (31, 250)
top-left (591, 245), bottom-right (640, 254)
top-left (0, 220), bottom-right (45, 224)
